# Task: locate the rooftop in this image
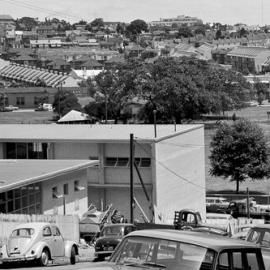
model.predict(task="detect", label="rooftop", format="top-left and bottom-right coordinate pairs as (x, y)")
top-left (227, 46), bottom-right (270, 58)
top-left (0, 159), bottom-right (98, 192)
top-left (0, 124), bottom-right (203, 143)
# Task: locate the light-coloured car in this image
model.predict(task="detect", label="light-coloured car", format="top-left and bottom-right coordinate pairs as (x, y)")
top-left (105, 230), bottom-right (265, 270)
top-left (0, 222), bottom-right (78, 266)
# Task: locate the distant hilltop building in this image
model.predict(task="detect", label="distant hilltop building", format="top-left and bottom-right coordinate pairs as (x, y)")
top-left (0, 14), bottom-right (15, 37)
top-left (149, 15), bottom-right (203, 28)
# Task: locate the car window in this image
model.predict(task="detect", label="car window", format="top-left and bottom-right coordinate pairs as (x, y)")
top-left (43, 227), bottom-right (52, 236)
top-left (232, 252), bottom-right (243, 270)
top-left (260, 231), bottom-right (270, 247)
top-left (248, 230), bottom-right (261, 243)
top-left (157, 240), bottom-right (177, 260)
top-left (218, 252), bottom-right (229, 270)
top-left (11, 228), bottom-right (34, 237)
top-left (246, 253), bottom-right (259, 270)
top-left (51, 226), bottom-right (61, 236)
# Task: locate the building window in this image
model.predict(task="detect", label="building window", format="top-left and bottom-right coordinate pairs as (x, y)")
top-left (5, 142), bottom-right (47, 159)
top-left (16, 97), bottom-right (25, 106)
top-left (105, 157), bottom-right (151, 167)
top-left (52, 186), bottom-right (58, 198)
top-left (0, 184), bottom-right (41, 214)
top-left (105, 157), bottom-right (117, 166)
top-left (117, 158), bottom-right (129, 167)
top-left (63, 184), bottom-right (69, 195)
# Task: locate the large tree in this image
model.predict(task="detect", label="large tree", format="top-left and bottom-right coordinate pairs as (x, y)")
top-left (138, 57), bottom-right (250, 123)
top-left (209, 119), bottom-right (270, 193)
top-left (52, 90), bottom-right (81, 118)
top-left (126, 19), bottom-right (148, 41)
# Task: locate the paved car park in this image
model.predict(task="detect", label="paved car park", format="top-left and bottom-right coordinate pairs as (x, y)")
top-left (0, 261), bottom-right (99, 270)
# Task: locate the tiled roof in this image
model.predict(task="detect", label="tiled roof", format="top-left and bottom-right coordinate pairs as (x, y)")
top-left (0, 63), bottom-right (69, 87)
top-left (227, 46), bottom-right (270, 58)
top-left (58, 110), bottom-right (90, 122)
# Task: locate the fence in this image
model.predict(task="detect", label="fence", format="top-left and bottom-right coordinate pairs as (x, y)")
top-left (0, 214), bottom-right (79, 246)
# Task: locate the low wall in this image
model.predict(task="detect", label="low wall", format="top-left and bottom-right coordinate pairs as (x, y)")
top-left (0, 214), bottom-right (79, 246)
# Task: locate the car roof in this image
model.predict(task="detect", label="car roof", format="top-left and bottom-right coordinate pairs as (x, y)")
top-left (103, 223), bottom-right (134, 228)
top-left (250, 224), bottom-right (270, 229)
top-left (13, 222), bottom-right (53, 230)
top-left (126, 230), bottom-right (259, 251)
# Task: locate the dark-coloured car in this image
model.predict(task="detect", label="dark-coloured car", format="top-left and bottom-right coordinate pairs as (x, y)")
top-left (94, 223), bottom-right (136, 260)
top-left (100, 230), bottom-right (265, 270)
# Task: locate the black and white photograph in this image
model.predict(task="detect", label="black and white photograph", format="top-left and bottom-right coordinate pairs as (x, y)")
top-left (0, 0), bottom-right (270, 269)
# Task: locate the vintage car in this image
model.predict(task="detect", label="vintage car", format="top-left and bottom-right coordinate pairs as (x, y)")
top-left (0, 222), bottom-right (78, 266)
top-left (245, 224), bottom-right (270, 269)
top-left (97, 230), bottom-right (265, 270)
top-left (94, 223), bottom-right (136, 260)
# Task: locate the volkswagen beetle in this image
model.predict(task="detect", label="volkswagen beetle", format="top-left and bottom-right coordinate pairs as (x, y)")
top-left (0, 222), bottom-right (78, 266)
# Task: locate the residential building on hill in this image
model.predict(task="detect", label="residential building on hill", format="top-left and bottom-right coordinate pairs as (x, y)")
top-left (226, 46), bottom-right (270, 74)
top-left (149, 15), bottom-right (203, 28)
top-left (0, 124), bottom-right (206, 223)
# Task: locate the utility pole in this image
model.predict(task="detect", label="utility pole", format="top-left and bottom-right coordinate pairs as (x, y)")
top-left (130, 133), bottom-right (134, 223)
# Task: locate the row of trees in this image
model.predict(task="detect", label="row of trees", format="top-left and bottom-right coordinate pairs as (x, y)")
top-left (81, 57), bottom-right (251, 123)
top-left (54, 57), bottom-right (252, 123)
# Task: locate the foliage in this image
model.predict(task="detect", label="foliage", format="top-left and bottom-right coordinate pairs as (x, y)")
top-left (253, 78), bottom-right (268, 105)
top-left (126, 19), bottom-right (148, 39)
top-left (141, 50), bottom-right (158, 60)
top-left (52, 90), bottom-right (81, 117)
top-left (209, 119), bottom-right (270, 193)
top-left (177, 25), bottom-right (193, 38)
top-left (16, 17), bottom-right (38, 31)
top-left (84, 57), bottom-right (251, 124)
top-left (90, 18), bottom-right (104, 29)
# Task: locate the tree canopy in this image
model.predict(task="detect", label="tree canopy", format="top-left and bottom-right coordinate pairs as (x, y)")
top-left (126, 19), bottom-right (148, 40)
top-left (209, 119), bottom-right (270, 193)
top-left (85, 57), bottom-right (251, 124)
top-left (52, 90), bottom-right (82, 117)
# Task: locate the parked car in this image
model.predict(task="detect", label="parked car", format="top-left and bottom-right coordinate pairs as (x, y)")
top-left (231, 224), bottom-right (254, 240)
top-left (94, 223), bottom-right (136, 260)
top-left (4, 105), bottom-right (19, 111)
top-left (105, 229), bottom-right (265, 270)
top-left (206, 196), bottom-right (230, 213)
top-left (246, 224), bottom-right (270, 269)
top-left (0, 222), bottom-right (78, 266)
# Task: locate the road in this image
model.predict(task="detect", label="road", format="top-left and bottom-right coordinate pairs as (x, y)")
top-left (0, 260), bottom-right (103, 270)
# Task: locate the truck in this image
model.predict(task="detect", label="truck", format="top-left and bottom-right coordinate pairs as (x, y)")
top-left (173, 209), bottom-right (231, 235)
top-left (223, 199), bottom-right (270, 222)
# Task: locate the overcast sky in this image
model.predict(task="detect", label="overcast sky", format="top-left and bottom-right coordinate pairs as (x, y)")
top-left (0, 0), bottom-right (268, 25)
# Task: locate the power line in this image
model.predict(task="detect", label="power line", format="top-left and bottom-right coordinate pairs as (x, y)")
top-left (1, 0), bottom-right (82, 21)
top-left (133, 139), bottom-right (206, 191)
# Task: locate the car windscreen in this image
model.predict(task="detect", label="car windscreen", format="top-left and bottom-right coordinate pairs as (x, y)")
top-left (110, 236), bottom-right (215, 270)
top-left (11, 228), bottom-right (35, 238)
top-left (101, 226), bottom-right (123, 236)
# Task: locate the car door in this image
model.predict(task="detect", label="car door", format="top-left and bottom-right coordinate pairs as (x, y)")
top-left (42, 226), bottom-right (56, 256)
top-left (51, 226), bottom-right (65, 257)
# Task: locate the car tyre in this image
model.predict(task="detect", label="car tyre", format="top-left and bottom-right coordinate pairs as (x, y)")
top-left (70, 246), bottom-right (76, 265)
top-left (39, 248), bottom-right (49, 266)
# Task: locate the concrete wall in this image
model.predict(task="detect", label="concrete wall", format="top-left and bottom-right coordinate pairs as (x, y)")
top-left (154, 126), bottom-right (206, 224)
top-left (53, 142), bottom-right (98, 159)
top-left (41, 169), bottom-right (88, 217)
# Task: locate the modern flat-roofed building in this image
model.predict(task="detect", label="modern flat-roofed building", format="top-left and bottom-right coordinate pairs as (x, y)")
top-left (0, 124), bottom-right (205, 223)
top-left (0, 159), bottom-right (98, 216)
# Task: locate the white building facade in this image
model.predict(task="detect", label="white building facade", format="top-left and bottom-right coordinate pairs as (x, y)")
top-left (0, 124), bottom-right (206, 223)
